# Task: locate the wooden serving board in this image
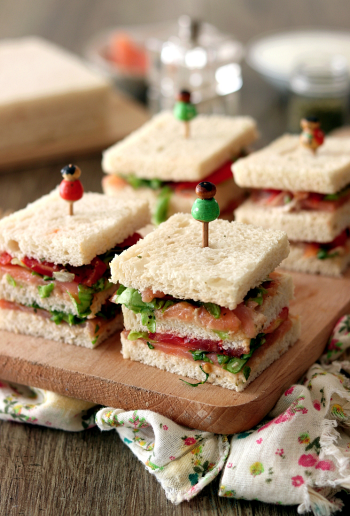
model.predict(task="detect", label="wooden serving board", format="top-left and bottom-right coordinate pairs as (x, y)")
top-left (0, 270), bottom-right (349, 434)
top-left (0, 91), bottom-right (149, 171)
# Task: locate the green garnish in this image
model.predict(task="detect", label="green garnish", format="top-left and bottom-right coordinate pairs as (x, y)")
top-left (213, 330), bottom-right (229, 340)
top-left (116, 286), bottom-right (173, 332)
top-left (50, 311), bottom-right (86, 326)
top-left (162, 300), bottom-right (176, 312)
top-left (91, 337), bottom-right (98, 346)
top-left (69, 284), bottom-right (93, 317)
top-left (137, 256), bottom-right (142, 259)
top-left (284, 195), bottom-right (292, 204)
top-left (68, 279), bottom-right (112, 318)
top-left (317, 248), bottom-right (340, 260)
top-left (203, 302), bottom-right (221, 319)
top-left (324, 184), bottom-right (350, 201)
top-left (243, 366), bottom-right (251, 381)
top-left (127, 331), bottom-right (149, 340)
top-left (43, 275), bottom-right (52, 281)
top-left (141, 311), bottom-right (156, 333)
top-left (244, 287), bottom-right (268, 306)
top-left (147, 342), bottom-right (155, 349)
top-left (179, 366), bottom-right (209, 387)
top-left (153, 186), bottom-right (173, 225)
top-left (222, 333), bottom-right (266, 374)
top-left (31, 271), bottom-right (41, 277)
top-left (38, 282), bottom-right (55, 298)
top-left (121, 174), bottom-right (165, 190)
top-left (189, 350), bottom-right (213, 363)
top-left (95, 324), bottom-right (100, 334)
top-left (217, 354), bottom-right (230, 365)
top-left (6, 274), bottom-right (17, 287)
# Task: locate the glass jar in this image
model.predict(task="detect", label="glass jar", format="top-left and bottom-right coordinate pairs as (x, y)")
top-left (146, 16), bottom-right (243, 116)
top-left (287, 54), bottom-right (349, 133)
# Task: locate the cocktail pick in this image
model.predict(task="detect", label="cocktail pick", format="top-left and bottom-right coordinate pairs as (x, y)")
top-left (173, 89), bottom-right (197, 138)
top-left (59, 164), bottom-right (84, 216)
top-left (300, 116), bottom-right (325, 154)
top-left (191, 182), bottom-right (220, 248)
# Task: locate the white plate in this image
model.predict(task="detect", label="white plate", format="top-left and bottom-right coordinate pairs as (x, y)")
top-left (246, 29), bottom-right (350, 91)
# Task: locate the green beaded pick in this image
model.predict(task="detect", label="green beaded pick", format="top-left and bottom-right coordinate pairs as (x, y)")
top-left (191, 198), bottom-right (220, 222)
top-left (173, 101), bottom-right (197, 122)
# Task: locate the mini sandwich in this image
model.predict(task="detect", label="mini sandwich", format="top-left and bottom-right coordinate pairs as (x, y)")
top-left (102, 111), bottom-right (258, 224)
top-left (110, 213), bottom-right (300, 391)
top-left (0, 190), bottom-right (150, 348)
top-left (234, 135), bottom-right (350, 276)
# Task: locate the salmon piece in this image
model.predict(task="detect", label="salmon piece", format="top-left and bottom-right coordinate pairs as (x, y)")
top-left (233, 303), bottom-right (256, 338)
top-left (0, 264), bottom-right (79, 296)
top-left (162, 301), bottom-right (197, 322)
top-left (141, 288), bottom-right (166, 303)
top-left (102, 175), bottom-right (128, 191)
top-left (198, 306), bottom-right (241, 332)
top-left (303, 243), bottom-right (320, 258)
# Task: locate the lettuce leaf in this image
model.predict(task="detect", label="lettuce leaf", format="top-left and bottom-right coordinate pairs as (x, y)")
top-left (153, 187), bottom-right (173, 225)
top-left (116, 286), bottom-right (169, 332)
top-left (203, 302), bottom-right (221, 319)
top-left (37, 282), bottom-right (55, 298)
top-left (121, 174), bottom-right (164, 190)
top-left (222, 333), bottom-right (266, 374)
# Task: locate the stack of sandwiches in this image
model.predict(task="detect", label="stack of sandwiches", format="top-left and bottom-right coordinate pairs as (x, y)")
top-left (102, 111), bottom-right (258, 224)
top-left (234, 135), bottom-right (350, 276)
top-left (110, 213), bottom-right (300, 391)
top-left (0, 190), bottom-right (149, 348)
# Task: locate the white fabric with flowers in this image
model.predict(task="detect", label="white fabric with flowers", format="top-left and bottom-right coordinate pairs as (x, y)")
top-left (1, 315), bottom-right (350, 514)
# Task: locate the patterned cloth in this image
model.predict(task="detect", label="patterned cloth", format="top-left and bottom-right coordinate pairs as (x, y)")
top-left (1, 315), bottom-right (350, 514)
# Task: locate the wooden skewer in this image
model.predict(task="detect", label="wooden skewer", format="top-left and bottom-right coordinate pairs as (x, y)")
top-left (202, 221), bottom-right (208, 247)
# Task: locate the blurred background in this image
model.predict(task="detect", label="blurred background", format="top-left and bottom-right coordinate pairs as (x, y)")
top-left (2, 0), bottom-right (350, 210)
top-left (1, 0), bottom-right (350, 144)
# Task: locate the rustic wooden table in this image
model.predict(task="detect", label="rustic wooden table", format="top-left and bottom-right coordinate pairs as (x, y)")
top-left (1, 1), bottom-right (350, 514)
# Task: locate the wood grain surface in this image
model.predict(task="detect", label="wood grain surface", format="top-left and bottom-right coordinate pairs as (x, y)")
top-left (1, 0), bottom-right (350, 514)
top-left (0, 271), bottom-right (350, 435)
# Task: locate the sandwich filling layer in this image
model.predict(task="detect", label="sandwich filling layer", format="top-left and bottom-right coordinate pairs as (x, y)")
top-left (121, 315), bottom-right (300, 390)
top-left (0, 232), bottom-right (141, 319)
top-left (114, 272), bottom-right (293, 354)
top-left (250, 184), bottom-right (350, 212)
top-left (103, 157), bottom-right (246, 225)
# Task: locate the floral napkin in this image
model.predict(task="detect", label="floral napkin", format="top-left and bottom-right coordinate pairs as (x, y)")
top-left (1, 315), bottom-right (350, 515)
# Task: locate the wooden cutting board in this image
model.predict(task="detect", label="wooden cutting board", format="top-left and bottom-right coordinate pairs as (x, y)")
top-left (0, 91), bottom-right (149, 171)
top-left (0, 270), bottom-right (349, 434)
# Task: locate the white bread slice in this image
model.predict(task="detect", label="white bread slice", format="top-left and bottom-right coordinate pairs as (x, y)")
top-left (102, 111), bottom-right (258, 182)
top-left (281, 242), bottom-right (350, 277)
top-left (122, 273), bottom-right (294, 353)
top-left (0, 270), bottom-right (116, 318)
top-left (121, 316), bottom-right (301, 391)
top-left (111, 213), bottom-right (289, 310)
top-left (102, 176), bottom-right (244, 221)
top-left (0, 37), bottom-right (111, 151)
top-left (0, 307), bottom-right (123, 349)
top-left (235, 198), bottom-right (350, 243)
top-left (234, 134), bottom-right (350, 194)
top-left (0, 190), bottom-right (150, 267)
